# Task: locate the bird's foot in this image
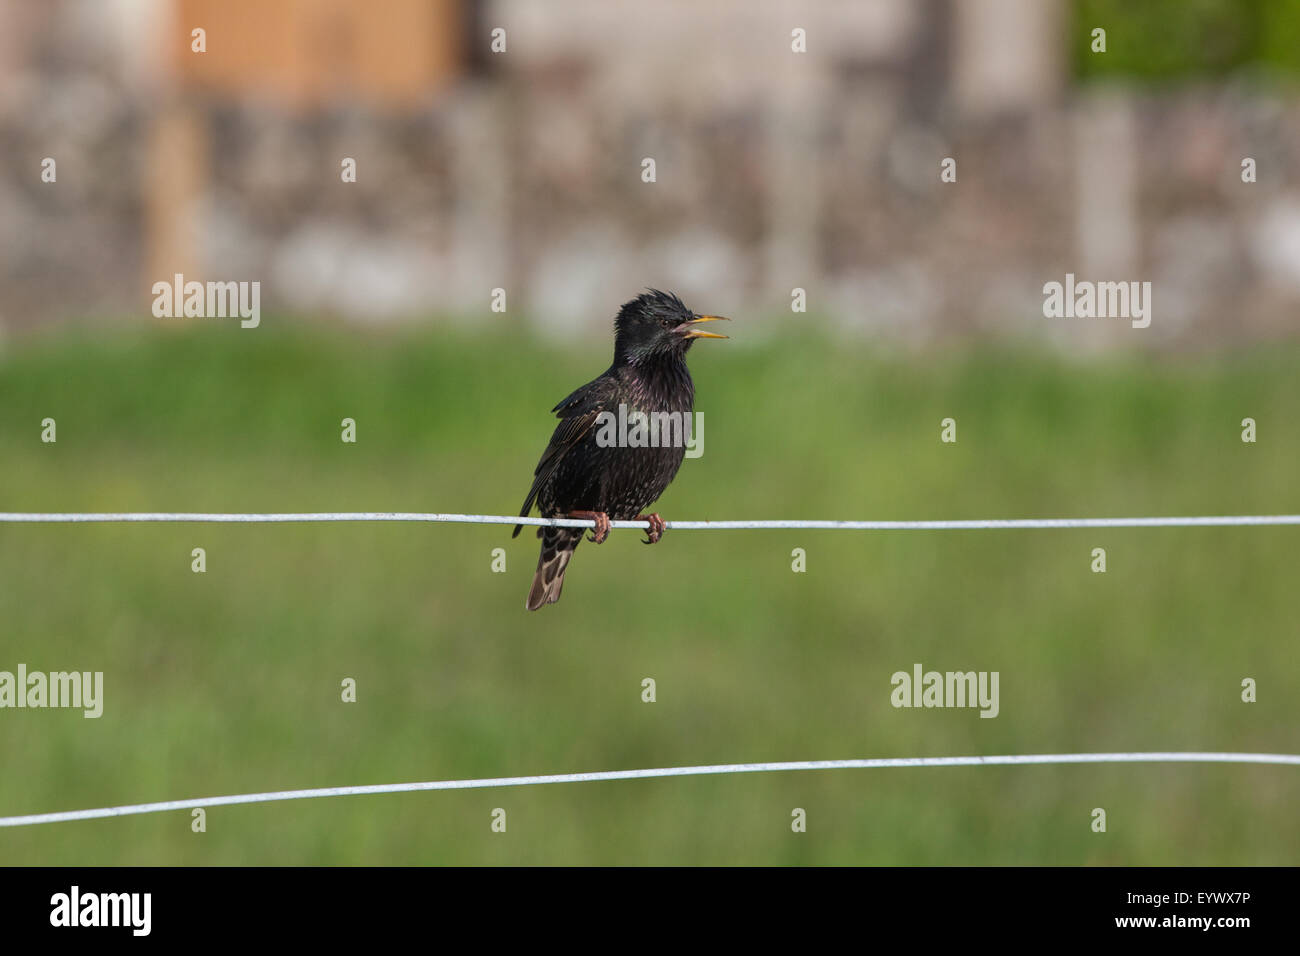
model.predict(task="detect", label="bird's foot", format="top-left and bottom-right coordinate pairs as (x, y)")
top-left (637, 513), bottom-right (666, 545)
top-left (569, 510), bottom-right (611, 544)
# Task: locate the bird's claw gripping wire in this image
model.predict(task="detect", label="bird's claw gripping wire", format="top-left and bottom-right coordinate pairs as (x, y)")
top-left (637, 513), bottom-right (666, 545)
top-left (569, 510), bottom-right (611, 544)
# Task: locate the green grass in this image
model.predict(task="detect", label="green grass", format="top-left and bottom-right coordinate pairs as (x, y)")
top-left (0, 321), bottom-right (1297, 864)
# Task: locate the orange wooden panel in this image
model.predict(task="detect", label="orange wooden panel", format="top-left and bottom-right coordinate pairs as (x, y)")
top-left (174, 0), bottom-right (461, 107)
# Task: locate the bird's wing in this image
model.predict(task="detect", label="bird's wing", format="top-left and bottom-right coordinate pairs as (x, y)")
top-left (513, 373), bottom-right (619, 537)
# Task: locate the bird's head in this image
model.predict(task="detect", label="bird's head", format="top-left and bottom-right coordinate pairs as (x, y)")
top-left (613, 289), bottom-right (729, 365)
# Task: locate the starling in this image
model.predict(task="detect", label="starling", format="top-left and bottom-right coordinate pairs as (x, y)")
top-left (514, 290), bottom-right (728, 610)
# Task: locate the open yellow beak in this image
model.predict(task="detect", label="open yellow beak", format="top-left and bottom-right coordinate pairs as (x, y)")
top-left (675, 315), bottom-right (730, 339)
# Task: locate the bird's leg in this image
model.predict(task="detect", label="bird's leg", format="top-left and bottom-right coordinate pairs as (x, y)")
top-left (636, 512), bottom-right (666, 545)
top-left (569, 510), bottom-right (611, 544)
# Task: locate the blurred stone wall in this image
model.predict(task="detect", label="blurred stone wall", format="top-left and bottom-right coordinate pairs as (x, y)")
top-left (0, 0), bottom-right (1297, 349)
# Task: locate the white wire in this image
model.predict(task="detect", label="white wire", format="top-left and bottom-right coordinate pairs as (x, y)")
top-left (2, 512), bottom-right (1300, 529)
top-left (1, 752), bottom-right (1295, 828)
top-left (3, 512), bottom-right (1296, 831)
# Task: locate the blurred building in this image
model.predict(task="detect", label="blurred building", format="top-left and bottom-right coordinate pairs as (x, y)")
top-left (0, 0), bottom-right (1297, 347)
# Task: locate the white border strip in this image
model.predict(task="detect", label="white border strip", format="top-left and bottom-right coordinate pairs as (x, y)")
top-left (2, 752), bottom-right (1296, 828)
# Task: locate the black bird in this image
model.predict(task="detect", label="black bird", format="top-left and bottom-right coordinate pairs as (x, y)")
top-left (514, 290), bottom-right (728, 610)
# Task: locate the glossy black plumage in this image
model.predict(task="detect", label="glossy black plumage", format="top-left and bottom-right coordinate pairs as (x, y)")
top-left (514, 290), bottom-right (726, 610)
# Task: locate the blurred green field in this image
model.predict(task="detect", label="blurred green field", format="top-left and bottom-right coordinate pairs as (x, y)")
top-left (0, 321), bottom-right (1297, 864)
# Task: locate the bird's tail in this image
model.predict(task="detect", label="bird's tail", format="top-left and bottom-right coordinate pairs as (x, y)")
top-left (527, 528), bottom-right (582, 610)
